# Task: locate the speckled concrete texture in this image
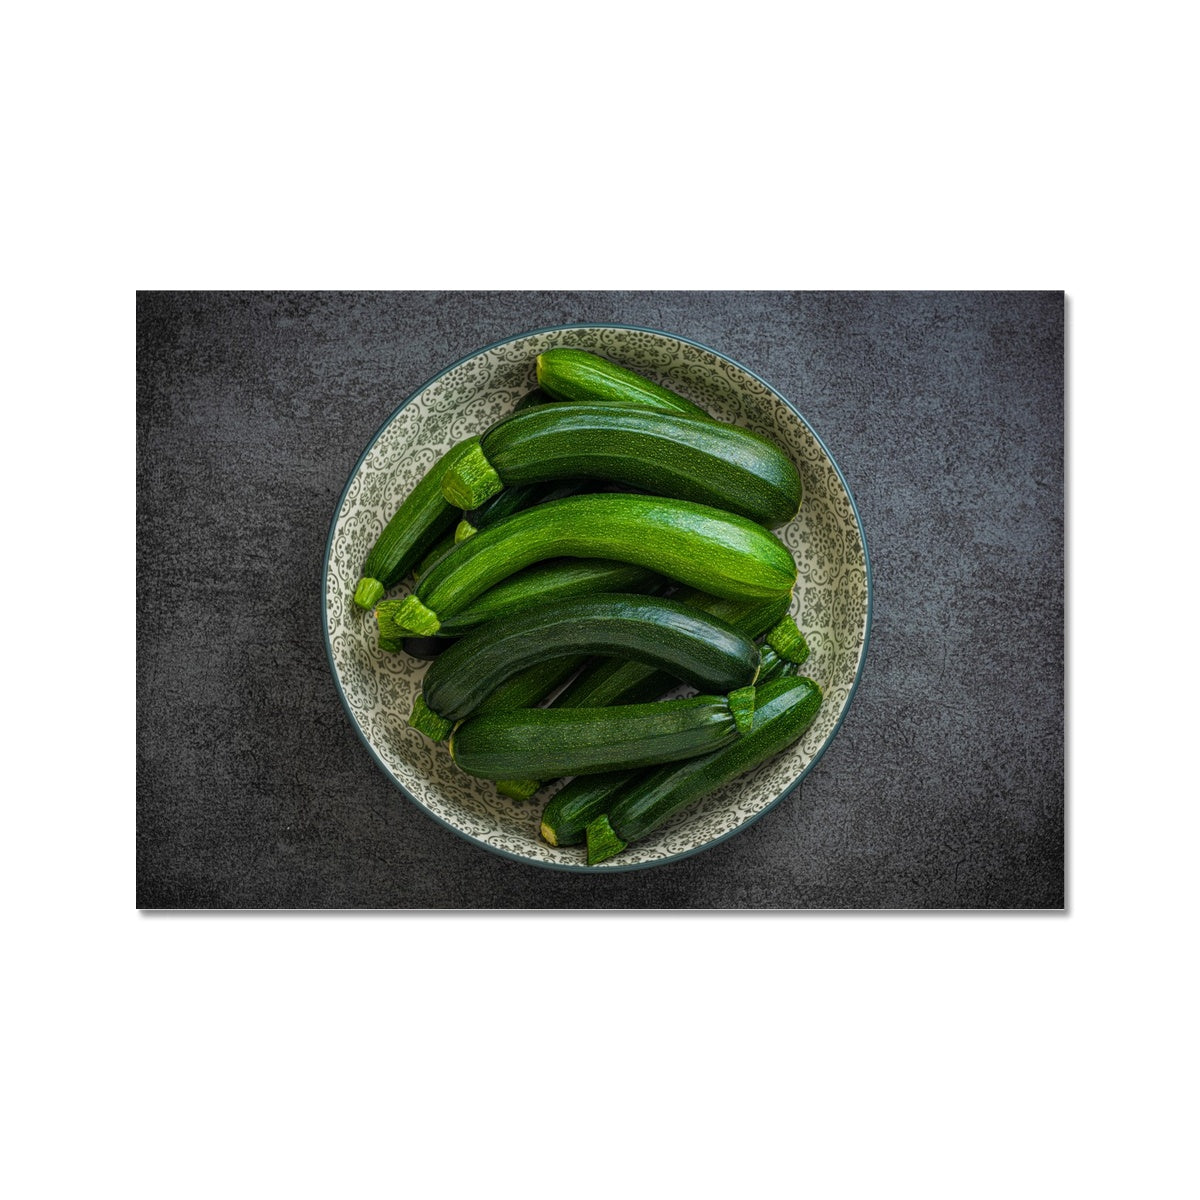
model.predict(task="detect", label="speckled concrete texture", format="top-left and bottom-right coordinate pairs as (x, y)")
top-left (136, 291), bottom-right (1064, 908)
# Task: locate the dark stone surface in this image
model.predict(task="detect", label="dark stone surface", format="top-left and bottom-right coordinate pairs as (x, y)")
top-left (136, 291), bottom-right (1064, 909)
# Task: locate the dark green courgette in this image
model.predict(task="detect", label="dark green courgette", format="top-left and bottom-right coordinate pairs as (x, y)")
top-left (353, 441), bottom-right (476, 609)
top-left (449, 688), bottom-right (756, 781)
top-left (379, 494), bottom-right (798, 637)
top-left (376, 557), bottom-right (666, 645)
top-left (408, 594), bottom-right (762, 741)
top-left (500, 589), bottom-right (796, 802)
top-left (440, 405), bottom-right (802, 525)
top-left (584, 675), bottom-right (824, 864)
top-left (535, 348), bottom-right (711, 419)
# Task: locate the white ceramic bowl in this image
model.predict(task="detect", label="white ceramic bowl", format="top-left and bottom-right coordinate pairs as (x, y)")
top-left (323, 325), bottom-right (872, 871)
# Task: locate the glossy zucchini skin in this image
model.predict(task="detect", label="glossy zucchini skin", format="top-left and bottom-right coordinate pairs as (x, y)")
top-left (382, 494), bottom-right (798, 636)
top-left (446, 403), bottom-right (802, 525)
top-left (551, 590), bottom-right (792, 711)
top-left (536, 348), bottom-right (711, 419)
top-left (449, 692), bottom-right (752, 781)
top-left (606, 675), bottom-right (824, 848)
top-left (420, 594), bottom-right (761, 726)
top-left (353, 440), bottom-right (475, 609)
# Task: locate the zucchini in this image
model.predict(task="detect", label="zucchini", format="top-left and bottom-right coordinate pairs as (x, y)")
top-left (379, 494), bottom-right (798, 637)
top-left (535, 348), bottom-right (711, 419)
top-left (376, 558), bottom-right (665, 644)
top-left (408, 594), bottom-right (762, 741)
top-left (584, 675), bottom-right (824, 864)
top-left (440, 404), bottom-right (802, 525)
top-left (551, 591), bottom-right (794, 704)
top-left (353, 440), bottom-right (476, 609)
top-left (502, 590), bottom-right (796, 802)
top-left (449, 688), bottom-right (757, 781)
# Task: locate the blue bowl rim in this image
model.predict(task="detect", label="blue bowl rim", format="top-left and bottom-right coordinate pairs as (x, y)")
top-left (322, 322), bottom-right (874, 874)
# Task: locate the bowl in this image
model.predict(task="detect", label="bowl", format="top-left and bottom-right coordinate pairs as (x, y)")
top-left (323, 324), bottom-right (871, 871)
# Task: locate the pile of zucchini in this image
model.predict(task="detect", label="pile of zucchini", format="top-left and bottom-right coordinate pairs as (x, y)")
top-left (355, 348), bottom-right (824, 865)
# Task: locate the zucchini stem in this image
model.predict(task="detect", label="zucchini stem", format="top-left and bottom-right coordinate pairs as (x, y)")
top-left (441, 438), bottom-right (503, 510)
top-left (728, 686), bottom-right (756, 734)
top-left (354, 577), bottom-right (386, 610)
top-left (408, 695), bottom-right (454, 742)
top-left (585, 815), bottom-right (627, 865)
top-left (765, 618), bottom-right (810, 665)
top-left (454, 519), bottom-right (478, 543)
top-left (378, 595), bottom-right (441, 637)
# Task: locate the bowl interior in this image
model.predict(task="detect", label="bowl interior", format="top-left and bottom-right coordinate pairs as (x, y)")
top-left (323, 326), bottom-right (870, 870)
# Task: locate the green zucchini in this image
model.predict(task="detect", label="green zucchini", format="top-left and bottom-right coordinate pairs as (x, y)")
top-left (535, 348), bottom-right (711, 419)
top-left (501, 589), bottom-right (796, 802)
top-left (584, 675), bottom-right (824, 864)
top-left (377, 558), bottom-right (666, 645)
top-left (408, 594), bottom-right (762, 741)
top-left (449, 688), bottom-right (757, 781)
top-left (549, 593), bottom-right (797, 710)
top-left (379, 494), bottom-right (798, 637)
top-left (353, 441), bottom-right (476, 609)
top-left (440, 404), bottom-right (802, 525)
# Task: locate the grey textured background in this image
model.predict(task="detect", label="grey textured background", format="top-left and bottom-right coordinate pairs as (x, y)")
top-left (136, 291), bottom-right (1064, 909)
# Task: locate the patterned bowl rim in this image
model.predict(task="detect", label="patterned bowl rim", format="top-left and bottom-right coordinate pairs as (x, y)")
top-left (322, 323), bottom-right (874, 873)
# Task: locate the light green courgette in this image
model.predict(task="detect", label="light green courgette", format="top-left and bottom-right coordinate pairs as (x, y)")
top-left (535, 347), bottom-right (712, 419)
top-left (353, 441), bottom-right (476, 609)
top-left (380, 494), bottom-right (797, 638)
